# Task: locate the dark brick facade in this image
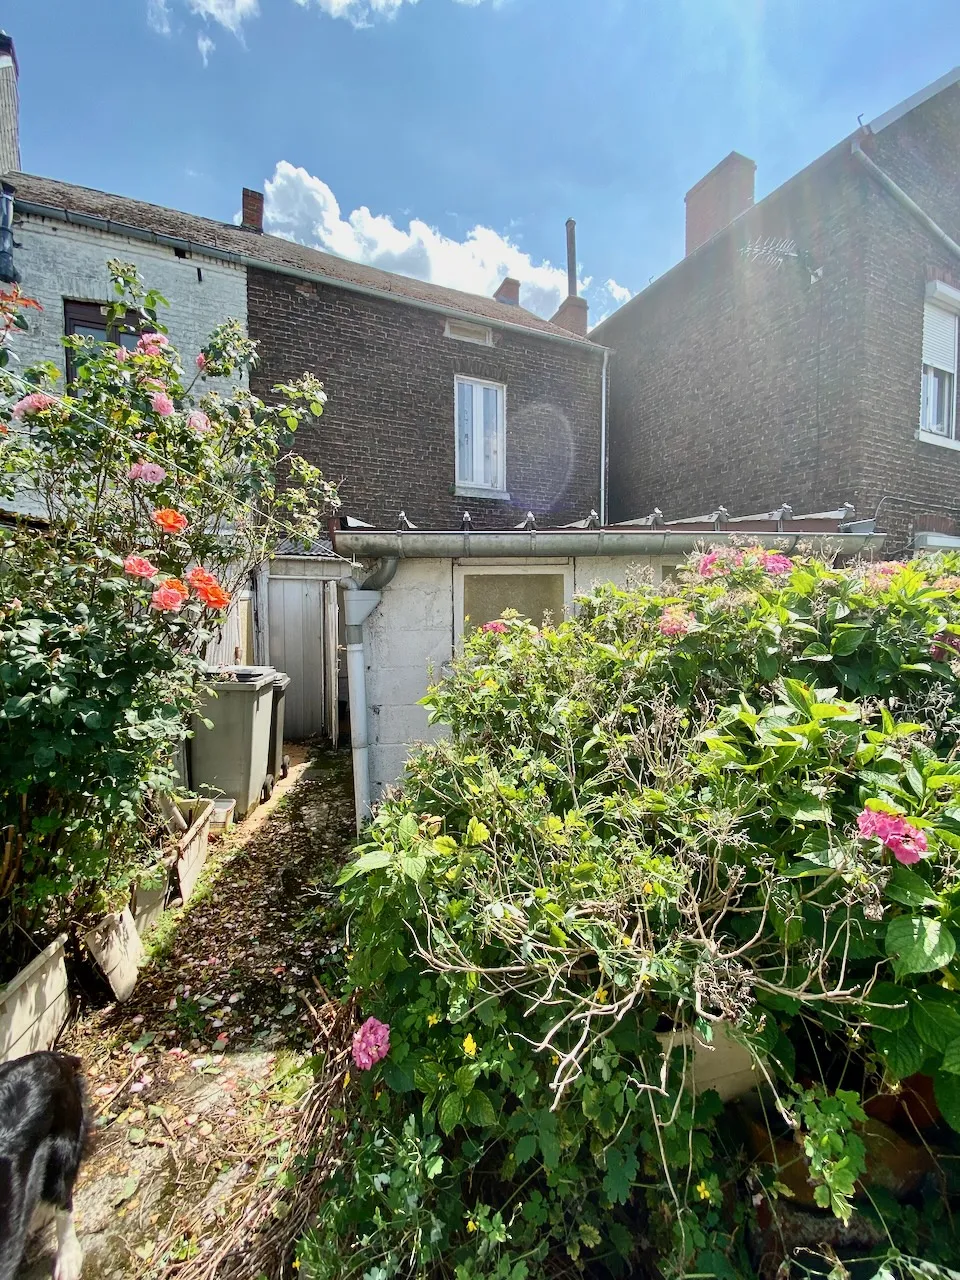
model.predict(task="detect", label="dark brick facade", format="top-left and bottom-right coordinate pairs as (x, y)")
top-left (246, 268), bottom-right (605, 529)
top-left (594, 83), bottom-right (960, 553)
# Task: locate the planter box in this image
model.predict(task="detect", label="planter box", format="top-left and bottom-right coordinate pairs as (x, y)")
top-left (210, 797), bottom-right (236, 835)
top-left (0, 934), bottom-right (70, 1062)
top-left (84, 908), bottom-right (144, 1002)
top-left (657, 1023), bottom-right (757, 1102)
top-left (174, 798), bottom-right (215, 904)
top-left (131, 880), bottom-right (168, 937)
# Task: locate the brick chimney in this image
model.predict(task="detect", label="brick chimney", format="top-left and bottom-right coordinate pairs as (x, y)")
top-left (684, 151), bottom-right (755, 256)
top-left (549, 217), bottom-right (588, 336)
top-left (241, 187), bottom-right (264, 233)
top-left (494, 276), bottom-right (520, 305)
top-left (0, 33), bottom-right (20, 174)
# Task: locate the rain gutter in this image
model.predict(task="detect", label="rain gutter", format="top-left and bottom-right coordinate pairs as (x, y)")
top-left (333, 529), bottom-right (882, 560)
top-left (851, 141), bottom-right (960, 265)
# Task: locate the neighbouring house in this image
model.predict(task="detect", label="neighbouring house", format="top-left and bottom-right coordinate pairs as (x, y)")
top-left (592, 67), bottom-right (960, 554)
top-left (331, 510), bottom-right (882, 825)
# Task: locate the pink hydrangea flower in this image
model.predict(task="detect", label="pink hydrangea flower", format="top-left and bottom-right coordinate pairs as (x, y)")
top-left (351, 1017), bottom-right (390, 1070)
top-left (698, 551), bottom-right (724, 578)
top-left (150, 585), bottom-right (186, 612)
top-left (659, 607), bottom-right (692, 637)
top-left (482, 620), bottom-right (508, 634)
top-left (151, 391), bottom-right (174, 417)
top-left (196, 353), bottom-right (207, 371)
top-left (764, 553), bottom-right (794, 575)
top-left (124, 555), bottom-right (159, 579)
top-left (128, 461), bottom-right (167, 484)
top-left (187, 411), bottom-right (211, 433)
top-left (10, 392), bottom-right (57, 418)
top-left (857, 807), bottom-right (928, 865)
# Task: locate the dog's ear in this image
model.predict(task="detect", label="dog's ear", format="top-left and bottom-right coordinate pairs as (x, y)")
top-left (60, 1055), bottom-right (83, 1074)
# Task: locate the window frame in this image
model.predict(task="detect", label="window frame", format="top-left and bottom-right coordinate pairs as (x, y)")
top-left (453, 559), bottom-right (573, 648)
top-left (918, 284), bottom-right (960, 448)
top-left (63, 300), bottom-right (140, 382)
top-left (454, 374), bottom-right (508, 500)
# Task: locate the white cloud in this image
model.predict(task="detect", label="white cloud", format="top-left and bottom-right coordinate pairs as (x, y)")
top-left (262, 161), bottom-right (628, 324)
top-left (197, 32), bottom-right (216, 64)
top-left (293, 0), bottom-right (501, 26)
top-left (147, 0), bottom-right (172, 34)
top-left (186, 0), bottom-right (259, 32)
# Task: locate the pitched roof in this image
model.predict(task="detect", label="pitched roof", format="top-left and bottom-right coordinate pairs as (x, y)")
top-left (7, 171), bottom-right (600, 347)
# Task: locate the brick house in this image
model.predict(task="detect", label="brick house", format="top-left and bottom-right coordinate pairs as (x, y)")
top-left (593, 68), bottom-right (960, 552)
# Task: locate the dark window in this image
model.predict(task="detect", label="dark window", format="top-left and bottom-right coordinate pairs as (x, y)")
top-left (63, 300), bottom-right (139, 381)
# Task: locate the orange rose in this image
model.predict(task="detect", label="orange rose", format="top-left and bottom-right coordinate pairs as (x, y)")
top-left (152, 507), bottom-right (188, 535)
top-left (196, 583), bottom-right (231, 611)
top-left (186, 566), bottom-right (218, 590)
top-left (160, 578), bottom-right (189, 600)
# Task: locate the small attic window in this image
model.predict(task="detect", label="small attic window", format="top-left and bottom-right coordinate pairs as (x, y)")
top-left (445, 319), bottom-right (493, 346)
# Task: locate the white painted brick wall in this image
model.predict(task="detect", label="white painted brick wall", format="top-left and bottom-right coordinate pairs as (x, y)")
top-left (9, 214), bottom-right (247, 389)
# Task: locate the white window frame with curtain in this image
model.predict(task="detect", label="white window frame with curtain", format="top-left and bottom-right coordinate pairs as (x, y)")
top-left (454, 375), bottom-right (509, 499)
top-left (919, 280), bottom-right (960, 449)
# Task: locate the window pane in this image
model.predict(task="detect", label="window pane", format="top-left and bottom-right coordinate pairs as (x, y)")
top-left (457, 381), bottom-right (474, 483)
top-left (922, 364), bottom-right (955, 436)
top-left (463, 573), bottom-right (565, 631)
top-left (119, 331), bottom-right (139, 350)
top-left (482, 385), bottom-right (500, 488)
top-left (71, 322), bottom-right (108, 344)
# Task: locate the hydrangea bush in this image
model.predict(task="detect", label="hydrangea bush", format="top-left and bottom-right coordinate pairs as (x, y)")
top-left (304, 548), bottom-right (960, 1278)
top-left (0, 268), bottom-right (337, 971)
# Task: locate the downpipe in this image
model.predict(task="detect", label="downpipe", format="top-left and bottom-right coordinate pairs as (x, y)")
top-left (340, 557), bottom-right (399, 831)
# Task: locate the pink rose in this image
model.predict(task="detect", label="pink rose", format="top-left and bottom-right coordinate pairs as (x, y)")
top-left (151, 391), bottom-right (174, 417)
top-left (137, 332), bottom-right (168, 354)
top-left (124, 555), bottom-right (159, 579)
top-left (139, 462), bottom-right (166, 484)
top-left (196, 353), bottom-right (207, 371)
top-left (11, 392), bottom-right (57, 418)
top-left (187, 411), bottom-right (211, 433)
top-left (113, 345), bottom-right (130, 363)
top-left (351, 1017), bottom-right (390, 1070)
top-left (150, 585), bottom-right (186, 612)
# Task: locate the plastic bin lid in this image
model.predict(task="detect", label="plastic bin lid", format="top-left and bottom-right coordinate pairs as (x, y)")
top-left (272, 672), bottom-right (291, 691)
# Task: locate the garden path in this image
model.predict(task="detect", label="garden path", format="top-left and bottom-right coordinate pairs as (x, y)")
top-left (22, 747), bottom-right (356, 1280)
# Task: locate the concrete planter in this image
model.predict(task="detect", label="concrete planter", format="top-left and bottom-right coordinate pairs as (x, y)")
top-left (174, 798), bottom-right (215, 904)
top-left (0, 934), bottom-right (70, 1062)
top-left (657, 1023), bottom-right (757, 1102)
top-left (84, 907), bottom-right (144, 1002)
top-left (131, 879), bottom-right (168, 937)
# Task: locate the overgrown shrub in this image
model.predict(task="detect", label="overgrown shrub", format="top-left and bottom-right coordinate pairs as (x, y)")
top-left (0, 270), bottom-right (336, 972)
top-left (305, 549), bottom-right (960, 1278)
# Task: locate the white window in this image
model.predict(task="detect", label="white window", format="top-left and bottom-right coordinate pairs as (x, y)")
top-left (920, 302), bottom-right (958, 439)
top-left (455, 376), bottom-right (507, 497)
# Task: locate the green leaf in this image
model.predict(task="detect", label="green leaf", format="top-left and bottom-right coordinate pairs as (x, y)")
top-left (465, 817), bottom-right (490, 846)
top-left (48, 685), bottom-right (70, 706)
top-left (454, 1064), bottom-right (478, 1094)
top-left (885, 916), bottom-right (955, 978)
top-left (911, 990), bottom-right (960, 1051)
top-left (398, 813), bottom-right (419, 848)
top-left (873, 1026), bottom-right (924, 1081)
top-left (602, 1146), bottom-right (639, 1205)
top-left (861, 982), bottom-right (910, 1031)
top-left (438, 1091), bottom-right (464, 1135)
top-left (935, 1071), bottom-right (960, 1132)
top-left (831, 629), bottom-right (868, 656)
top-left (400, 851), bottom-right (427, 882)
top-left (941, 1037), bottom-right (960, 1075)
top-left (514, 1134), bottom-right (538, 1165)
top-left (466, 1089), bottom-right (497, 1127)
top-left (885, 864), bottom-right (940, 908)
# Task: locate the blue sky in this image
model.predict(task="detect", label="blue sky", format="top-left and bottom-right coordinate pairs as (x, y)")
top-left (8, 0), bottom-right (960, 322)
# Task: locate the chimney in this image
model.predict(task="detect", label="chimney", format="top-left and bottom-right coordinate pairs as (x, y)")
top-left (0, 33), bottom-right (20, 175)
top-left (494, 276), bottom-right (520, 306)
top-left (684, 151), bottom-right (755, 256)
top-left (550, 217), bottom-right (588, 336)
top-left (241, 187), bottom-right (264, 233)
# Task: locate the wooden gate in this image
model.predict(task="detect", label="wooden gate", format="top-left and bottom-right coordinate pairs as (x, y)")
top-left (266, 557), bottom-right (347, 741)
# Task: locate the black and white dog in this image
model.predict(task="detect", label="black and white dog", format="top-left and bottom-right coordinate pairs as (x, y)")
top-left (0, 1052), bottom-right (86, 1280)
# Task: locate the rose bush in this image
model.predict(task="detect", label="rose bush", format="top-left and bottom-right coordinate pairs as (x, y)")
top-left (0, 265), bottom-right (337, 973)
top-left (303, 550), bottom-right (960, 1279)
